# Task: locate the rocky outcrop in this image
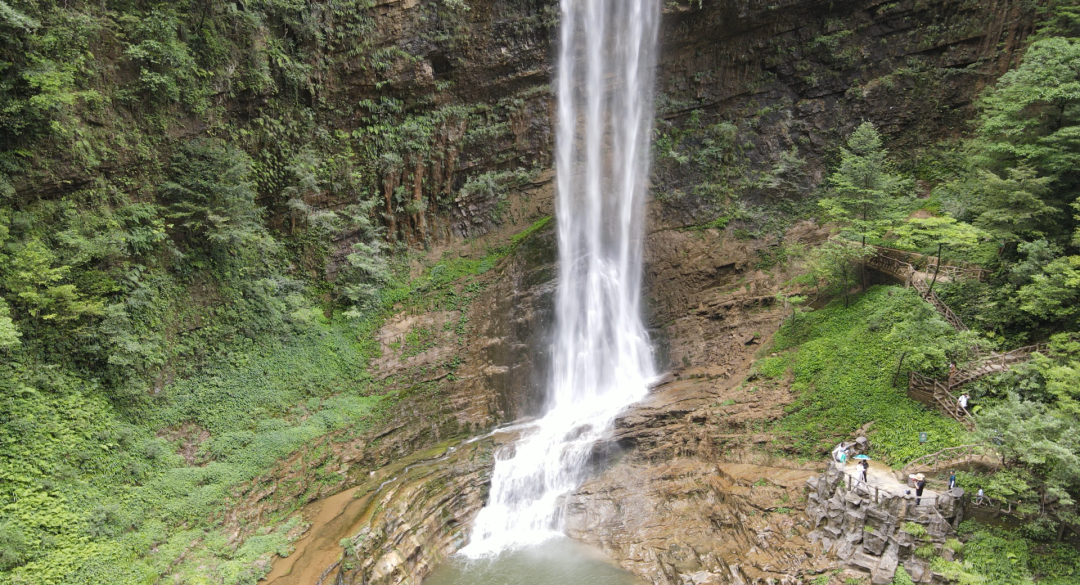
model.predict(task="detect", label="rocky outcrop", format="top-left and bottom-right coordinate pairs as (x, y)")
top-left (805, 463), bottom-right (964, 584)
top-left (331, 438), bottom-right (497, 585)
top-left (262, 437), bottom-right (498, 585)
top-left (566, 458), bottom-right (818, 585)
top-left (561, 362), bottom-right (834, 585)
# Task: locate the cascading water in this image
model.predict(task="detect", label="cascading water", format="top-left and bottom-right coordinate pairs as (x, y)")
top-left (460, 0), bottom-right (660, 558)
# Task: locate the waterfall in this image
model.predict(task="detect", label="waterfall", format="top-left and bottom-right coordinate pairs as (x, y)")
top-left (460, 0), bottom-right (660, 557)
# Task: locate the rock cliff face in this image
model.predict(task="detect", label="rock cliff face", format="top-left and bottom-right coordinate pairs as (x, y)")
top-left (251, 0), bottom-right (1036, 583)
top-left (263, 0), bottom-right (1035, 249)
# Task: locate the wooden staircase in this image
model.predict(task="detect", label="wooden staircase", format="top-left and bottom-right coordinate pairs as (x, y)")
top-left (859, 243), bottom-right (1050, 427)
top-left (948, 344), bottom-right (1048, 388)
top-left (901, 444), bottom-right (999, 478)
top-left (908, 372), bottom-right (976, 430)
top-left (862, 244), bottom-right (973, 331)
top-left (911, 275), bottom-right (968, 331)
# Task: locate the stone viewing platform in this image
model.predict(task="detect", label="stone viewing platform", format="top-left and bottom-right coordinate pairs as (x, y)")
top-left (805, 461), bottom-right (965, 584)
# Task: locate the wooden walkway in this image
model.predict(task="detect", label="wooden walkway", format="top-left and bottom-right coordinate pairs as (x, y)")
top-left (863, 246), bottom-right (971, 331)
top-left (860, 244), bottom-right (1047, 427)
top-left (907, 372), bottom-right (976, 430)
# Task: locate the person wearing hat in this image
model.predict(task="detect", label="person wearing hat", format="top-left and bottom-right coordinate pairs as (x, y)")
top-left (915, 474), bottom-right (927, 505)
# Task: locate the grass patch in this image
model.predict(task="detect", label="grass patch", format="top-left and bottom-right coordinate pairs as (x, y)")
top-left (764, 286), bottom-right (970, 465)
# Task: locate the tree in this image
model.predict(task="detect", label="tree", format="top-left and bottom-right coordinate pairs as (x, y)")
top-left (160, 138), bottom-right (278, 260)
top-left (1, 239), bottom-right (104, 324)
top-left (883, 300), bottom-right (985, 384)
top-left (336, 200), bottom-right (392, 313)
top-left (819, 122), bottom-right (911, 246)
top-left (972, 37), bottom-right (1080, 247)
top-left (892, 216), bottom-right (985, 293)
top-left (893, 216), bottom-right (984, 253)
top-left (774, 291), bottom-right (808, 324)
top-left (971, 166), bottom-right (1058, 243)
top-left (803, 241), bottom-right (874, 307)
top-left (978, 397), bottom-right (1080, 520)
top-left (0, 298), bottom-right (18, 349)
top-left (1017, 255), bottom-right (1080, 321)
top-left (976, 37), bottom-right (1080, 175)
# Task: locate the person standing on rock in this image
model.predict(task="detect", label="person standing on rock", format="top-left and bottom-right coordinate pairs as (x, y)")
top-left (915, 474), bottom-right (927, 505)
top-left (948, 471), bottom-right (957, 490)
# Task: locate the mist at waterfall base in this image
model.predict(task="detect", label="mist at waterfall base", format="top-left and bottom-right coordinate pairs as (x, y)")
top-left (424, 538), bottom-right (647, 585)
top-left (457, 0), bottom-right (661, 559)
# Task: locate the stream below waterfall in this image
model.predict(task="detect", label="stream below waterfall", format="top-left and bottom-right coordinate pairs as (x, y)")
top-left (422, 538), bottom-right (646, 585)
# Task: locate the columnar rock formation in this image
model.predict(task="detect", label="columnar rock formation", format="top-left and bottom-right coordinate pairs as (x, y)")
top-left (805, 463), bottom-right (965, 584)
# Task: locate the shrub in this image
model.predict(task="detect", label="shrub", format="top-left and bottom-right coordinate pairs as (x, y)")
top-left (890, 567), bottom-right (915, 585)
top-left (902, 522), bottom-right (929, 539)
top-left (914, 544), bottom-right (937, 559)
top-left (0, 522), bottom-right (28, 570)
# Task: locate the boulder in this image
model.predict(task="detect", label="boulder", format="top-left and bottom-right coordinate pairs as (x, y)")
top-left (863, 530), bottom-right (888, 556)
top-left (850, 551), bottom-right (879, 572)
top-left (903, 558), bottom-right (930, 583)
top-left (871, 546), bottom-right (899, 585)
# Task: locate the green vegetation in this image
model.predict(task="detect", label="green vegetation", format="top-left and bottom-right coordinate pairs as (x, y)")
top-left (763, 5), bottom-right (1080, 546)
top-left (902, 522), bottom-right (930, 539)
top-left (764, 286), bottom-right (971, 464)
top-left (931, 523), bottom-right (1080, 585)
top-left (0, 0), bottom-right (1077, 581)
top-left (818, 122), bottom-right (913, 248)
top-left (890, 567), bottom-right (915, 585)
top-left (0, 0), bottom-right (558, 577)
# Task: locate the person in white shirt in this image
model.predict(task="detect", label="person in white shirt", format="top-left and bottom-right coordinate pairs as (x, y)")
top-left (957, 393), bottom-right (970, 415)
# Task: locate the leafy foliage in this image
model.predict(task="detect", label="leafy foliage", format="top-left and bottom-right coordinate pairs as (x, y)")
top-left (161, 139), bottom-right (277, 260)
top-left (766, 286), bottom-right (971, 464)
top-left (819, 122), bottom-right (912, 245)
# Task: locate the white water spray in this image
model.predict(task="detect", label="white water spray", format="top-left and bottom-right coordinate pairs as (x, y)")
top-left (460, 0), bottom-right (660, 557)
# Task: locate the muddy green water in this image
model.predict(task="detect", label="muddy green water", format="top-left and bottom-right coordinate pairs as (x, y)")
top-left (423, 538), bottom-right (647, 585)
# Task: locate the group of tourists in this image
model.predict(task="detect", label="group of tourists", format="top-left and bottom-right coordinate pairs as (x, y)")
top-left (832, 442), bottom-right (871, 483)
top-left (831, 444), bottom-right (991, 508)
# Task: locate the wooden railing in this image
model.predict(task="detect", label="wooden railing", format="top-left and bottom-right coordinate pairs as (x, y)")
top-left (859, 245), bottom-right (974, 332)
top-left (901, 444), bottom-right (992, 477)
top-left (862, 242), bottom-right (986, 282)
top-left (909, 372), bottom-right (976, 430)
top-left (857, 244), bottom-right (1049, 428)
top-left (911, 275), bottom-right (969, 331)
top-left (926, 261), bottom-right (987, 282)
top-left (827, 462), bottom-right (892, 506)
top-left (827, 463), bottom-right (954, 525)
top-left (908, 344), bottom-right (1049, 428)
top-left (949, 343), bottom-right (1048, 387)
top-left (866, 254), bottom-right (915, 283)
